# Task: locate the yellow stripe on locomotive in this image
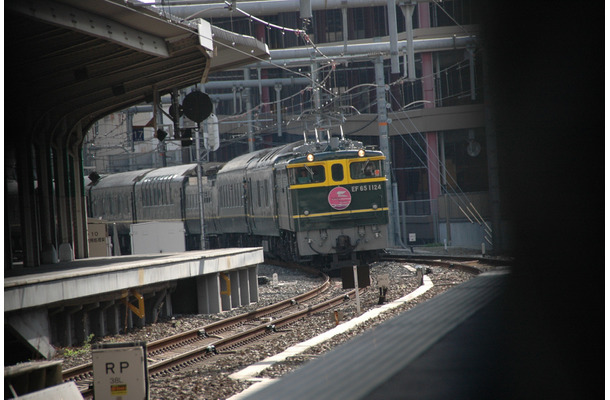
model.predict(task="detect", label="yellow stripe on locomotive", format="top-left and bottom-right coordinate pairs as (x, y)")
top-left (287, 155), bottom-right (385, 188)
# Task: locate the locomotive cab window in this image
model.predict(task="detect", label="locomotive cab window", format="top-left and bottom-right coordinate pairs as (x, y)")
top-left (350, 160), bottom-right (383, 179)
top-left (331, 163), bottom-right (344, 182)
top-left (290, 165), bottom-right (325, 185)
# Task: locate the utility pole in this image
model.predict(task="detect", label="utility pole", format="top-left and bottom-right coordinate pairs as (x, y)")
top-left (275, 83), bottom-right (282, 138)
top-left (374, 57), bottom-right (398, 248)
top-left (195, 125), bottom-right (205, 250)
top-left (245, 68), bottom-right (254, 152)
top-left (153, 88), bottom-right (167, 167)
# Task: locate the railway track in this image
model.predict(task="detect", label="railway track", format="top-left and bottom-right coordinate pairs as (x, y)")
top-left (63, 264), bottom-right (365, 397)
top-left (381, 252), bottom-right (509, 274)
top-left (63, 256), bottom-right (495, 398)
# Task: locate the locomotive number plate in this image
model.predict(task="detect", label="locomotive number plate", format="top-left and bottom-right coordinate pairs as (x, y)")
top-left (351, 184), bottom-right (382, 192)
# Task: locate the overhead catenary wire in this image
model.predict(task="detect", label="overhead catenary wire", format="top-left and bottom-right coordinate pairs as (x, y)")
top-left (216, 82), bottom-right (485, 227)
top-left (430, 0), bottom-right (476, 39)
top-left (90, 54), bottom-right (475, 155)
top-left (387, 98), bottom-right (481, 221)
top-left (190, 5), bottom-right (478, 129)
top-left (89, 5), bottom-right (486, 237)
top-left (386, 89), bottom-right (491, 243)
top-left (206, 26), bottom-right (339, 112)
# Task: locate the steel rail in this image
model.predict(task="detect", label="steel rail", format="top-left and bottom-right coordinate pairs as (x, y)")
top-left (147, 286), bottom-right (362, 376)
top-left (63, 267), bottom-right (330, 395)
top-left (380, 253), bottom-right (512, 274)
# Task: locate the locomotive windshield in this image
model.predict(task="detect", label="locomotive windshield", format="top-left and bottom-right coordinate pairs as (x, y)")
top-left (350, 159), bottom-right (383, 179)
top-left (331, 164), bottom-right (344, 181)
top-left (290, 165), bottom-right (325, 184)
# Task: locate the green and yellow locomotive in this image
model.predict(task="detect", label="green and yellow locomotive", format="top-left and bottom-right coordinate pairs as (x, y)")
top-left (86, 130), bottom-right (389, 272)
top-left (203, 131), bottom-right (389, 270)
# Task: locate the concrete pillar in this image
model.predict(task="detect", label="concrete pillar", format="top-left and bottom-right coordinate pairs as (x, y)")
top-left (387, 0), bottom-right (400, 74)
top-left (78, 308), bottom-right (92, 344)
top-left (418, 3), bottom-right (441, 237)
top-left (165, 290), bottom-right (173, 318)
top-left (125, 305), bottom-right (133, 331)
top-left (96, 301), bottom-right (115, 338)
top-left (54, 147), bottom-right (74, 261)
top-left (80, 310), bottom-right (91, 343)
top-left (37, 145), bottom-right (58, 264)
top-left (17, 143), bottom-right (40, 267)
top-left (63, 312), bottom-right (73, 347)
top-left (83, 303), bottom-right (101, 342)
top-left (63, 306), bottom-right (82, 347)
top-left (248, 265), bottom-right (259, 303)
top-left (152, 290), bottom-right (168, 323)
top-left (399, 2), bottom-right (416, 81)
top-left (90, 307), bottom-right (106, 337)
top-left (134, 300), bottom-right (146, 328)
top-left (197, 273), bottom-right (221, 314)
top-left (239, 269), bottom-right (250, 306)
top-left (107, 303), bottom-right (121, 335)
top-left (71, 137), bottom-right (88, 259)
top-left (230, 271), bottom-right (240, 307)
top-left (220, 273), bottom-right (231, 311)
top-left (482, 47), bottom-right (502, 253)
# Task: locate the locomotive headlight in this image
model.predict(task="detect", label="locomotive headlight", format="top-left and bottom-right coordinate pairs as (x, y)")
top-left (303, 210), bottom-right (310, 216)
top-left (357, 149), bottom-right (365, 157)
top-left (306, 153), bottom-right (315, 162)
top-left (372, 203), bottom-right (378, 210)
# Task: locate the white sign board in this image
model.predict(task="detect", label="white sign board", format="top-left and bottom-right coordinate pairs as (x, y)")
top-left (130, 221), bottom-right (186, 254)
top-left (92, 346), bottom-right (147, 400)
top-left (196, 18), bottom-right (213, 51)
top-left (88, 221), bottom-right (112, 257)
top-left (272, 273), bottom-right (279, 288)
top-left (204, 113), bottom-right (219, 151)
top-left (377, 274), bottom-right (390, 288)
top-left (408, 233), bottom-right (416, 242)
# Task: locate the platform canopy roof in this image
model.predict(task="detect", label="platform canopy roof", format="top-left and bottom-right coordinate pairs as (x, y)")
top-left (5, 0), bottom-right (269, 149)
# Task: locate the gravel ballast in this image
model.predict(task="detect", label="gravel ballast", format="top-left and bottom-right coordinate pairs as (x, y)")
top-left (54, 258), bottom-right (486, 399)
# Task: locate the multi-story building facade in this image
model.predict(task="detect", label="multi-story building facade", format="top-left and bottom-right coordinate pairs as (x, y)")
top-left (85, 0), bottom-right (506, 251)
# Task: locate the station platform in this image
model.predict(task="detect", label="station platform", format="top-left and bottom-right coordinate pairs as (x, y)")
top-left (241, 266), bottom-right (581, 400)
top-left (5, 247), bottom-right (263, 362)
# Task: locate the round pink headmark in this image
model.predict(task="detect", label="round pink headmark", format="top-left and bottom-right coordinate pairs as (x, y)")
top-left (328, 186), bottom-right (352, 210)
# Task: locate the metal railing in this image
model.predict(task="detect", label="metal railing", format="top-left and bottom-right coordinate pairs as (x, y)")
top-left (397, 192), bottom-right (490, 246)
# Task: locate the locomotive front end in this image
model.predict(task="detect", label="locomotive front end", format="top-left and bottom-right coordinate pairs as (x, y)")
top-left (287, 148), bottom-right (389, 268)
